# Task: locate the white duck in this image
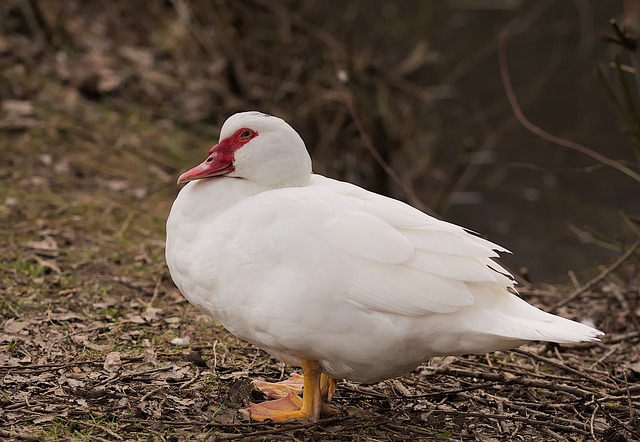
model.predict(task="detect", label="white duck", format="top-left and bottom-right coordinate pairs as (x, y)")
top-left (166, 111), bottom-right (603, 421)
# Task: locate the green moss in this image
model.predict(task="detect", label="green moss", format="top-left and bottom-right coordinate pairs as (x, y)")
top-left (13, 258), bottom-right (46, 277)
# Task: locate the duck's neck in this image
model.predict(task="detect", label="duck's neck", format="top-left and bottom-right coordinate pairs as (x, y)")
top-left (183, 178), bottom-right (267, 217)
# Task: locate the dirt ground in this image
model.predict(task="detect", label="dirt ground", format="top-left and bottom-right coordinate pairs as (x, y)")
top-left (1, 1), bottom-right (639, 441)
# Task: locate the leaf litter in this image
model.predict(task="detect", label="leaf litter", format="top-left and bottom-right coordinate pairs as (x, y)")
top-left (0, 0), bottom-right (639, 440)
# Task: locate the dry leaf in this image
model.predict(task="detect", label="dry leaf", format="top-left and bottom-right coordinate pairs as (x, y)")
top-left (167, 395), bottom-right (195, 406)
top-left (142, 307), bottom-right (162, 322)
top-left (72, 51), bottom-right (122, 96)
top-left (143, 347), bottom-right (157, 365)
top-left (2, 100), bottom-right (34, 118)
top-left (3, 319), bottom-right (30, 334)
top-left (123, 314), bottom-right (146, 324)
top-left (49, 312), bottom-right (84, 322)
top-left (170, 337), bottom-right (190, 346)
top-left (24, 236), bottom-right (59, 255)
top-left (33, 414), bottom-right (58, 424)
top-left (103, 351), bottom-right (122, 372)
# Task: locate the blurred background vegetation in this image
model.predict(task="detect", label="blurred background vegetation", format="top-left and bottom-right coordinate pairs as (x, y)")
top-left (1, 0), bottom-right (637, 281)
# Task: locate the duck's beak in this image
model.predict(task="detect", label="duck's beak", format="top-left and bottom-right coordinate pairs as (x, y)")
top-left (177, 144), bottom-right (235, 184)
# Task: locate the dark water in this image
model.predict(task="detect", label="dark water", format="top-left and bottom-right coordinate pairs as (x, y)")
top-left (432, 1), bottom-right (637, 282)
top-left (332, 1), bottom-right (638, 282)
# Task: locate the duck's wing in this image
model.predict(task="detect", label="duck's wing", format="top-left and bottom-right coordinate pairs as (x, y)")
top-left (224, 176), bottom-right (513, 317)
top-left (311, 178), bottom-right (513, 315)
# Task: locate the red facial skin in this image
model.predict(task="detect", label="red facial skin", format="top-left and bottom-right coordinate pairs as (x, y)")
top-left (177, 128), bottom-right (258, 184)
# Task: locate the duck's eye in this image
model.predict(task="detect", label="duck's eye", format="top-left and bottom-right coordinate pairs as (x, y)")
top-left (240, 130), bottom-right (253, 139)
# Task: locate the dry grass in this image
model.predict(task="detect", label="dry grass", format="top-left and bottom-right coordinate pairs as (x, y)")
top-left (1, 1), bottom-right (639, 440)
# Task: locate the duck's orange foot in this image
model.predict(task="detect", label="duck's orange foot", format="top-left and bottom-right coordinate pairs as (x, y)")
top-left (240, 392), bottom-right (338, 422)
top-left (252, 373), bottom-right (304, 399)
top-left (252, 372), bottom-right (336, 401)
top-left (241, 360), bottom-right (339, 422)
top-left (240, 391), bottom-right (310, 422)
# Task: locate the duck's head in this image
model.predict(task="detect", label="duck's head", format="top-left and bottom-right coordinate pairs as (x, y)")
top-left (178, 111), bottom-right (312, 188)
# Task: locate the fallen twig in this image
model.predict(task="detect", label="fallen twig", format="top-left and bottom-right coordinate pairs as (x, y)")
top-left (552, 239), bottom-right (640, 309)
top-left (512, 349), bottom-right (613, 388)
top-left (212, 416), bottom-right (347, 440)
top-left (69, 419), bottom-right (124, 441)
top-left (426, 366), bottom-right (602, 398)
top-left (339, 81), bottom-right (433, 216)
top-left (429, 409), bottom-right (599, 435)
top-left (0, 429), bottom-right (40, 441)
top-left (498, 31), bottom-right (640, 183)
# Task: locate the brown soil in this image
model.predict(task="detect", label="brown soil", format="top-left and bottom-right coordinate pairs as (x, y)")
top-left (1, 1), bottom-right (639, 440)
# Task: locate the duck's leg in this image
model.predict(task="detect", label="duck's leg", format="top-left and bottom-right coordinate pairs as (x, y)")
top-left (320, 373), bottom-right (336, 402)
top-left (241, 359), bottom-right (325, 421)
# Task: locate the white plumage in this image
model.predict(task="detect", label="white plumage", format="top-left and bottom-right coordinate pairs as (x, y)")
top-left (166, 111), bottom-right (603, 420)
